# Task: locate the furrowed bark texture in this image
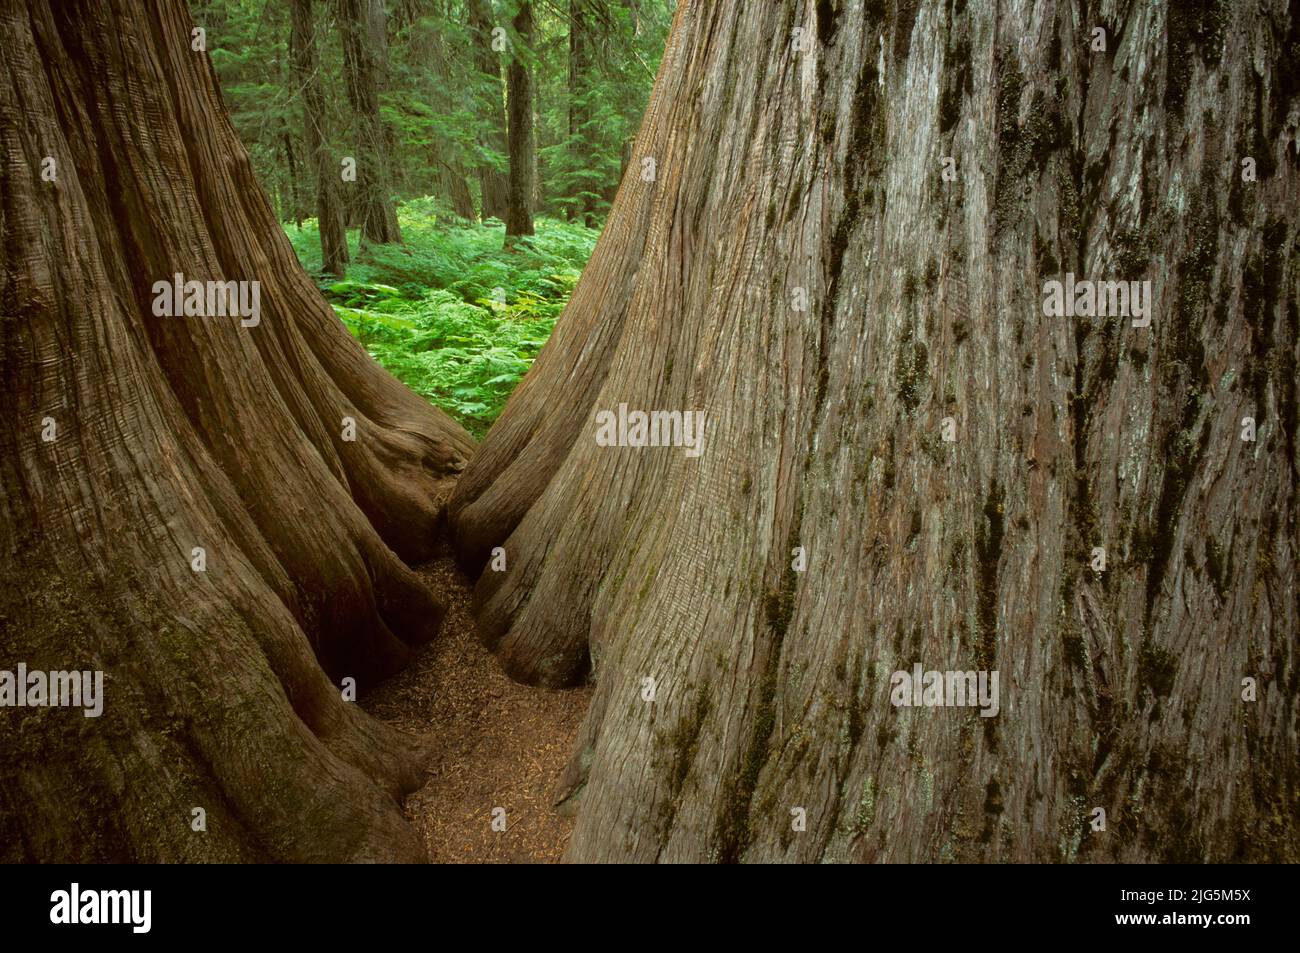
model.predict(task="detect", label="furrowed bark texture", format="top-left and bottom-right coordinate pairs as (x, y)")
top-left (0, 0), bottom-right (473, 861)
top-left (451, 0), bottom-right (1300, 862)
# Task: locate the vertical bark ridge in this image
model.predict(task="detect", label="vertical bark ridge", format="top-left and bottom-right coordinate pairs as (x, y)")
top-left (453, 0), bottom-right (1299, 862)
top-left (0, 0), bottom-right (471, 861)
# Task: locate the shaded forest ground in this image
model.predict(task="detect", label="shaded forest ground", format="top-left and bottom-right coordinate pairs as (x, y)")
top-left (302, 203), bottom-right (597, 861)
top-left (361, 543), bottom-right (591, 862)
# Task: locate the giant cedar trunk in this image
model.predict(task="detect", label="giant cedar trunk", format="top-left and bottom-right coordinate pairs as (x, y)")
top-left (290, 0), bottom-right (349, 275)
top-left (338, 0), bottom-right (401, 245)
top-left (0, 0), bottom-right (473, 861)
top-left (504, 1), bottom-right (535, 238)
top-left (451, 1), bottom-right (1300, 862)
top-left (468, 0), bottom-right (510, 222)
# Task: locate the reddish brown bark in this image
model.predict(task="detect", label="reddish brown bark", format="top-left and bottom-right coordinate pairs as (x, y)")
top-left (0, 0), bottom-right (472, 861)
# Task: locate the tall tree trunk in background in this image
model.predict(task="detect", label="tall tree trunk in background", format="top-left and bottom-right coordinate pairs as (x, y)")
top-left (391, 0), bottom-right (423, 32)
top-left (451, 0), bottom-right (1300, 863)
top-left (290, 0), bottom-right (349, 275)
top-left (442, 164), bottom-right (478, 220)
top-left (430, 29), bottom-right (479, 220)
top-left (568, 0), bottom-right (594, 226)
top-left (468, 0), bottom-right (510, 222)
top-left (504, 0), bottom-right (535, 240)
top-left (338, 0), bottom-right (401, 245)
top-left (607, 0), bottom-right (635, 214)
top-left (0, 0), bottom-right (473, 861)
top-left (280, 131), bottom-right (304, 227)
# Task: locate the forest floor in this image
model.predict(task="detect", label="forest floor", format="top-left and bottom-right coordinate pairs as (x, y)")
top-left (361, 543), bottom-right (592, 862)
top-left (310, 210), bottom-right (597, 861)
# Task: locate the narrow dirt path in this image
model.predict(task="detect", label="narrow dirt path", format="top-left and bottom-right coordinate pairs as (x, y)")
top-left (362, 544), bottom-right (591, 862)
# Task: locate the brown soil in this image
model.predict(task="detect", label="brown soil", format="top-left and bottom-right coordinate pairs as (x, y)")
top-left (361, 546), bottom-right (591, 863)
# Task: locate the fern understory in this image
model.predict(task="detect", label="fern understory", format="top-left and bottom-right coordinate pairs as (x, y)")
top-left (287, 197), bottom-right (598, 439)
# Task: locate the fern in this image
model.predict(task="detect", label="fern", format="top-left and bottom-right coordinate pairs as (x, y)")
top-left (287, 201), bottom-right (596, 439)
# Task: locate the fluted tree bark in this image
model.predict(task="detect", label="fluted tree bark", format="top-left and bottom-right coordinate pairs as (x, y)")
top-left (451, 0), bottom-right (1299, 862)
top-left (0, 0), bottom-right (473, 861)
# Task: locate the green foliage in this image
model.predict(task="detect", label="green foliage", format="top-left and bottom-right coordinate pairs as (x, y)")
top-left (286, 200), bottom-right (597, 437)
top-left (192, 0), bottom-right (306, 222)
top-left (193, 0), bottom-right (670, 434)
top-left (196, 0), bottom-right (675, 226)
top-left (538, 1), bottom-right (674, 221)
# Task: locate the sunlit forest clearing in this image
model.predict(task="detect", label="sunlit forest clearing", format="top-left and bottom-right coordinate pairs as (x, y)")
top-left (288, 209), bottom-right (596, 436)
top-left (198, 0), bottom-right (673, 434)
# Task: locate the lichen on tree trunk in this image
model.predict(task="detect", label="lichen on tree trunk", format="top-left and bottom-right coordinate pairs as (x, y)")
top-left (452, 0), bottom-right (1299, 862)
